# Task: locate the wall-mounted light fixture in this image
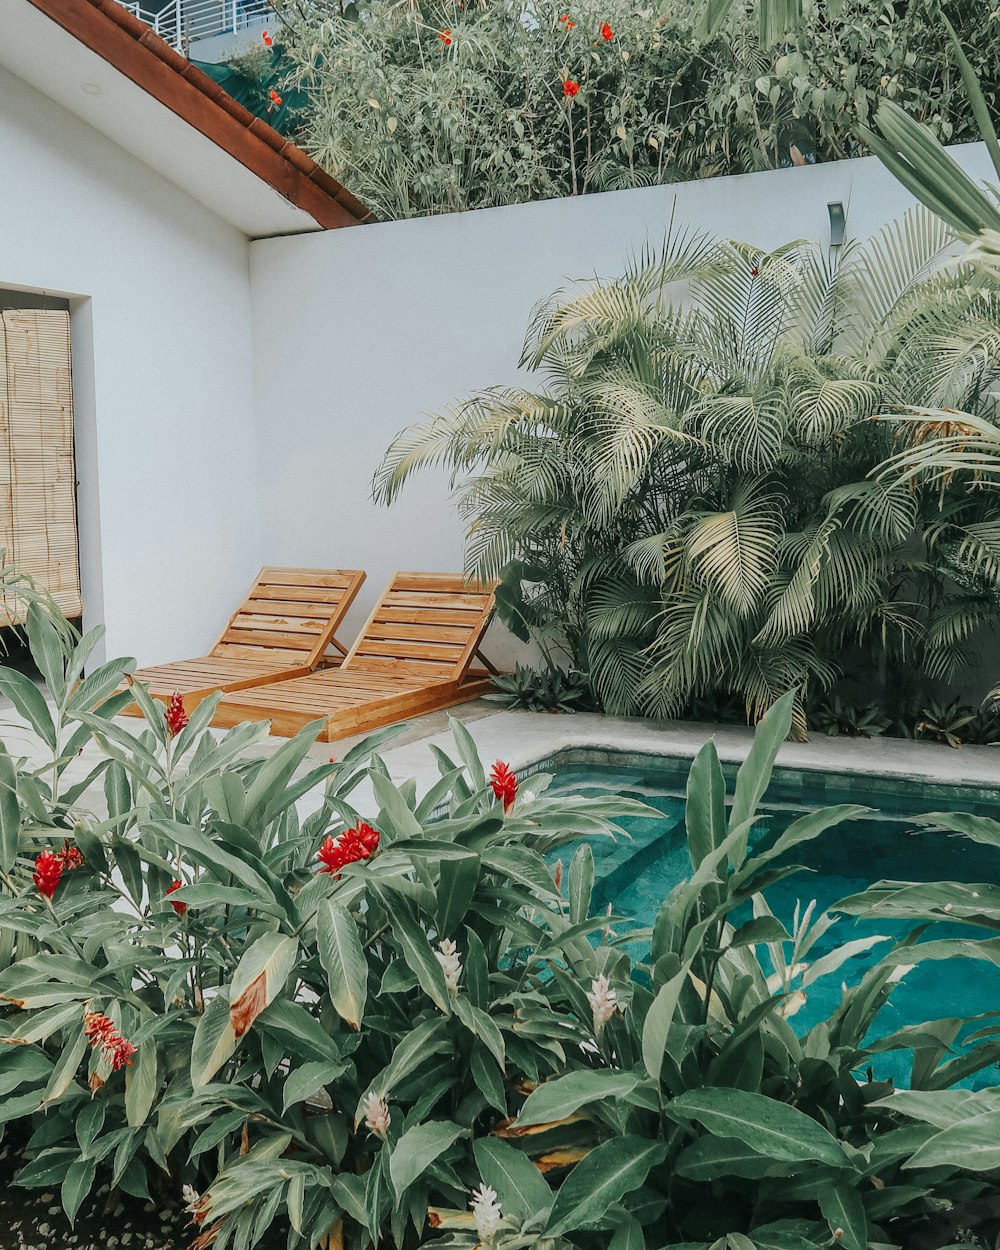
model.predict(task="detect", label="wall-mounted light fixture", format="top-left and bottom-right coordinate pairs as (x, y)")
top-left (828, 201), bottom-right (847, 248)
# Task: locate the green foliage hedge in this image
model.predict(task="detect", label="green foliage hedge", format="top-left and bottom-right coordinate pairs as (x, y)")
top-left (259, 0), bottom-right (1000, 219)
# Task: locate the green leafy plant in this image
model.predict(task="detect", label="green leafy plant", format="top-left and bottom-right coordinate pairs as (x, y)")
top-left (270, 0), bottom-right (1000, 220)
top-left (376, 216), bottom-right (1000, 736)
top-left (808, 693), bottom-right (891, 738)
top-left (3, 598), bottom-right (1000, 1249)
top-left (487, 663), bottom-right (596, 713)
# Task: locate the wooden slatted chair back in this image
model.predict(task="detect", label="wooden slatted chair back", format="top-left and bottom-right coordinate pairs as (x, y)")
top-left (343, 572), bottom-right (496, 680)
top-left (210, 567), bottom-right (366, 668)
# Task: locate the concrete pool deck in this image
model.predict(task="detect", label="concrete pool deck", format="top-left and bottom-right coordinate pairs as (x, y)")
top-left (2, 687), bottom-right (996, 820)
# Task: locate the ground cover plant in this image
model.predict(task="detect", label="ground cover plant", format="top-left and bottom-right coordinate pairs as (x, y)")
top-left (3, 594), bottom-right (1000, 1247)
top-left (375, 212), bottom-right (1000, 736)
top-left (259, 0), bottom-right (1000, 220)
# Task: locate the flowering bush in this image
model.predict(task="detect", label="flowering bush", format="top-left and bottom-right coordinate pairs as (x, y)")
top-left (0, 596), bottom-right (996, 1248)
top-left (269, 0), bottom-right (1000, 219)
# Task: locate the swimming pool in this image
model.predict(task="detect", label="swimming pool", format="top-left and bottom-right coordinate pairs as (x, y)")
top-left (538, 748), bottom-right (1000, 1088)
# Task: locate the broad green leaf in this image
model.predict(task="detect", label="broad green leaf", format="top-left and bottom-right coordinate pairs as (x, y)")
top-left (61, 1157), bottom-right (97, 1226)
top-left (608, 1214), bottom-right (645, 1250)
top-left (817, 1181), bottom-right (867, 1250)
top-left (904, 1111), bottom-right (1000, 1171)
top-left (0, 665), bottom-right (56, 748)
top-left (282, 1060), bottom-right (346, 1114)
top-left (371, 771), bottom-right (423, 838)
top-left (317, 900), bottom-right (368, 1030)
top-left (191, 993), bottom-right (236, 1089)
top-left (665, 1089), bottom-right (846, 1165)
top-left (675, 1135), bottom-right (794, 1181)
top-left (517, 1069), bottom-right (641, 1128)
top-left (473, 1137), bottom-right (552, 1222)
top-left (27, 601), bottom-right (67, 704)
top-left (685, 740), bottom-right (726, 871)
top-left (125, 1036), bottom-right (157, 1127)
top-left (229, 933), bottom-right (298, 1041)
top-left (436, 853), bottom-right (481, 936)
top-left (389, 1120), bottom-right (465, 1197)
top-left (545, 1136), bottom-right (666, 1236)
top-left (568, 842), bottom-right (594, 924)
top-left (642, 966), bottom-right (688, 1083)
top-left (388, 905), bottom-right (451, 1014)
top-left (0, 744), bottom-right (20, 873)
top-left (728, 690), bottom-right (794, 856)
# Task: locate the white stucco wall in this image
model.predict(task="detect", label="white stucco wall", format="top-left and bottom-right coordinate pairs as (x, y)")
top-left (0, 64), bottom-right (260, 666)
top-left (248, 143), bottom-right (994, 649)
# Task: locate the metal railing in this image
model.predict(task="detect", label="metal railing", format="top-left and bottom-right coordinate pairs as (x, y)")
top-left (121, 0), bottom-right (273, 54)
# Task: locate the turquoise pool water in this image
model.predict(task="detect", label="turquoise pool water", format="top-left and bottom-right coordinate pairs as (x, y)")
top-left (542, 751), bottom-right (1000, 1088)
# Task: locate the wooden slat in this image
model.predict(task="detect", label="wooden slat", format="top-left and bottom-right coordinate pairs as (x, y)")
top-left (373, 607), bottom-right (484, 626)
top-left (365, 622), bottom-right (475, 643)
top-left (219, 628), bottom-right (316, 651)
top-left (227, 613), bottom-right (328, 634)
top-left (390, 572), bottom-right (489, 593)
top-left (243, 598), bottom-right (346, 618)
top-left (382, 591), bottom-right (490, 610)
top-left (257, 569), bottom-right (358, 588)
top-left (246, 585), bottom-right (349, 605)
top-left (354, 638), bottom-right (465, 661)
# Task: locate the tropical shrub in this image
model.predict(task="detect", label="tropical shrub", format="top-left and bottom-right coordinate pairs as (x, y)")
top-left (0, 594), bottom-right (651, 1247)
top-left (267, 0), bottom-right (1000, 220)
top-left (375, 214), bottom-right (1000, 735)
top-left (4, 594), bottom-right (1000, 1248)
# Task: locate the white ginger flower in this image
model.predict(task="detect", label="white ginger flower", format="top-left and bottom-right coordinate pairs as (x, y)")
top-left (435, 938), bottom-right (462, 997)
top-left (361, 1090), bottom-right (391, 1140)
top-left (587, 974), bottom-right (618, 1034)
top-left (182, 1184), bottom-right (201, 1214)
top-left (470, 1182), bottom-right (502, 1242)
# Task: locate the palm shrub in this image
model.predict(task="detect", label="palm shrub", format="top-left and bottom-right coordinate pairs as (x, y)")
top-left (375, 215), bottom-right (1000, 735)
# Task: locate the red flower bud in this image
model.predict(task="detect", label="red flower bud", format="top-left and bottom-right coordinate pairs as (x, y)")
top-left (166, 880), bottom-right (186, 915)
top-left (269, 90), bottom-right (283, 106)
top-left (58, 839), bottom-right (84, 870)
top-left (316, 822), bottom-right (381, 878)
top-left (83, 1009), bottom-right (137, 1071)
top-left (33, 850), bottom-right (63, 899)
top-left (165, 693), bottom-right (188, 738)
top-left (600, 21), bottom-right (614, 39)
top-left (490, 760), bottom-right (518, 811)
top-left (262, 30), bottom-right (273, 46)
top-left (438, 28), bottom-right (452, 45)
top-left (563, 79), bottom-right (580, 97)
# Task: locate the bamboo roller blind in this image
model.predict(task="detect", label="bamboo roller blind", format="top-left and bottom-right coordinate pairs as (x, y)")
top-left (0, 310), bottom-right (81, 621)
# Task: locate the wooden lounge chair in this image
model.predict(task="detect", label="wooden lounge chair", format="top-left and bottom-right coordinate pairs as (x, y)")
top-left (211, 572), bottom-right (497, 741)
top-left (121, 567), bottom-right (366, 716)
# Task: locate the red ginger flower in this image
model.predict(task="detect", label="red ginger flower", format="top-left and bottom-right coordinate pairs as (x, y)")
top-left (33, 850), bottom-right (63, 899)
top-left (563, 79), bottom-right (580, 97)
top-left (316, 821), bottom-right (380, 878)
top-left (165, 692), bottom-right (188, 738)
top-left (262, 29), bottom-right (273, 46)
top-left (490, 761), bottom-right (518, 811)
top-left (166, 879), bottom-right (186, 915)
top-left (58, 839), bottom-right (84, 870)
top-left (438, 28), bottom-right (452, 45)
top-left (600, 21), bottom-right (614, 38)
top-left (83, 1009), bottom-right (137, 1071)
